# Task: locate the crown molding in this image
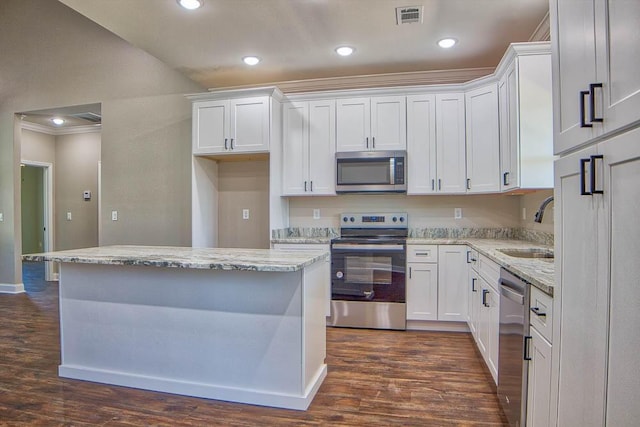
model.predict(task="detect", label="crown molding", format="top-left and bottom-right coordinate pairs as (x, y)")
top-left (529, 11), bottom-right (551, 42)
top-left (206, 68), bottom-right (495, 95)
top-left (20, 121), bottom-right (101, 136)
top-left (187, 86), bottom-right (284, 102)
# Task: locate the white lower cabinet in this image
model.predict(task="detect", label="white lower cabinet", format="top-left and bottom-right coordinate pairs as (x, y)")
top-left (437, 245), bottom-right (468, 321)
top-left (527, 326), bottom-right (552, 427)
top-left (406, 263), bottom-right (438, 321)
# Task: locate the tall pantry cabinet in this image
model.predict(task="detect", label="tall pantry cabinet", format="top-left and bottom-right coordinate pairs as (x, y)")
top-left (551, 1), bottom-right (640, 425)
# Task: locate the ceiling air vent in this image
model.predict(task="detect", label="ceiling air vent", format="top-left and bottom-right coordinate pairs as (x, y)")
top-left (396, 6), bottom-right (423, 25)
top-left (70, 112), bottom-right (102, 124)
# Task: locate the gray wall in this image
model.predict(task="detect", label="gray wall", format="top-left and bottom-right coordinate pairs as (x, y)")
top-left (0, 0), bottom-right (203, 285)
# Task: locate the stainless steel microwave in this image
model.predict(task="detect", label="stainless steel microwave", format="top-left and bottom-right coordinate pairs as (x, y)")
top-left (335, 150), bottom-right (407, 193)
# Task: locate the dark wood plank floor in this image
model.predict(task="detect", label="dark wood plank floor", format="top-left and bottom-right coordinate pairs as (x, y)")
top-left (0, 262), bottom-right (507, 426)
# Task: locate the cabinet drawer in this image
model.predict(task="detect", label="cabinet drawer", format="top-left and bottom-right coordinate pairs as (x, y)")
top-left (407, 245), bottom-right (438, 263)
top-left (478, 254), bottom-right (500, 287)
top-left (530, 285), bottom-right (553, 343)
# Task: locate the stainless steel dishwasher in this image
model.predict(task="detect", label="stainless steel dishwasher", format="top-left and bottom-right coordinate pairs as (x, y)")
top-left (497, 268), bottom-right (530, 427)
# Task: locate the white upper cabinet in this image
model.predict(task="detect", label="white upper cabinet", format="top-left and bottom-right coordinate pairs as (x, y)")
top-left (465, 83), bottom-right (500, 193)
top-left (190, 87), bottom-right (282, 156)
top-left (282, 100), bottom-right (336, 196)
top-left (336, 96), bottom-right (406, 152)
top-left (551, 0), bottom-right (640, 154)
top-left (407, 94), bottom-right (437, 194)
top-left (497, 44), bottom-right (553, 191)
top-left (436, 93), bottom-right (467, 193)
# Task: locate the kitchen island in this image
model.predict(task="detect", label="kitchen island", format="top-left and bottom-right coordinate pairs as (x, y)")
top-left (23, 245), bottom-right (329, 410)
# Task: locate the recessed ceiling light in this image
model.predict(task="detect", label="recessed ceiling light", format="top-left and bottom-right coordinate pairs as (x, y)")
top-left (177, 0), bottom-right (203, 10)
top-left (335, 46), bottom-right (354, 57)
top-left (51, 117), bottom-right (65, 126)
top-left (437, 38), bottom-right (457, 49)
top-left (242, 56), bottom-right (261, 66)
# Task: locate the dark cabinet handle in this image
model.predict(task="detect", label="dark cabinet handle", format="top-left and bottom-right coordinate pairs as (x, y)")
top-left (524, 336), bottom-right (532, 361)
top-left (466, 178), bottom-right (471, 190)
top-left (580, 91), bottom-right (593, 128)
top-left (304, 181), bottom-right (307, 192)
top-left (431, 179), bottom-right (435, 191)
top-left (471, 278), bottom-right (477, 292)
top-left (372, 136), bottom-right (375, 149)
top-left (580, 158), bottom-right (592, 195)
top-left (409, 266), bottom-right (412, 279)
top-left (230, 138), bottom-right (234, 149)
top-left (310, 181), bottom-right (313, 192)
top-left (366, 137), bottom-right (369, 149)
top-left (438, 179), bottom-right (442, 190)
top-left (482, 289), bottom-right (489, 307)
top-left (530, 307), bottom-right (546, 317)
top-left (503, 172), bottom-right (510, 186)
top-left (467, 251), bottom-right (472, 264)
top-left (590, 155), bottom-right (604, 194)
top-left (589, 83), bottom-right (603, 123)
top-left (224, 138), bottom-right (228, 150)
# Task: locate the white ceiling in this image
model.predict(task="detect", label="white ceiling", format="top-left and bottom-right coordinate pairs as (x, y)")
top-left (57, 0), bottom-right (549, 90)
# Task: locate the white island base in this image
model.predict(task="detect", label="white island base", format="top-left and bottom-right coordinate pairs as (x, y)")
top-left (57, 259), bottom-right (327, 410)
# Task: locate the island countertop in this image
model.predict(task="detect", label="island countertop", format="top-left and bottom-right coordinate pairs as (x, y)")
top-left (23, 245), bottom-right (329, 272)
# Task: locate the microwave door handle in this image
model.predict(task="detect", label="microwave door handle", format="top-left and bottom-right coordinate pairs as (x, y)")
top-left (390, 157), bottom-right (395, 185)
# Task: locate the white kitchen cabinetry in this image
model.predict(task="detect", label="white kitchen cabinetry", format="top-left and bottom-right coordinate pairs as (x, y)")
top-left (552, 126), bottom-right (640, 426)
top-left (526, 286), bottom-right (553, 427)
top-left (407, 93), bottom-right (467, 194)
top-left (192, 96), bottom-right (271, 155)
top-left (282, 100), bottom-right (336, 196)
top-left (406, 245), bottom-right (438, 321)
top-left (465, 83), bottom-right (500, 193)
top-left (437, 245), bottom-right (468, 322)
top-left (272, 243), bottom-right (331, 318)
top-left (551, 0), bottom-right (640, 154)
top-left (336, 96), bottom-right (406, 152)
top-left (497, 44), bottom-right (553, 191)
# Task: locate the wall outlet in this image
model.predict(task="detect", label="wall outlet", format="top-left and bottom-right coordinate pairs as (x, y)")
top-left (242, 209), bottom-right (250, 220)
top-left (66, 212), bottom-right (72, 221)
top-left (454, 208), bottom-right (462, 219)
top-left (522, 207), bottom-right (527, 220)
top-left (111, 210), bottom-right (118, 221)
top-left (313, 209), bottom-right (321, 219)
top-left (0, 212), bottom-right (3, 222)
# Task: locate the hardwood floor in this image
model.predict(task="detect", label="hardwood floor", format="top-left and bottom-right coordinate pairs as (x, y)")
top-left (0, 262), bottom-right (507, 426)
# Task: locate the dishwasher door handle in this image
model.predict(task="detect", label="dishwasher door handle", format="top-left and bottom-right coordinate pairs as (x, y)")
top-left (499, 281), bottom-right (525, 304)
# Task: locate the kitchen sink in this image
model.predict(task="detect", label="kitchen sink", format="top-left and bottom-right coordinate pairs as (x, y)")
top-left (497, 248), bottom-right (554, 260)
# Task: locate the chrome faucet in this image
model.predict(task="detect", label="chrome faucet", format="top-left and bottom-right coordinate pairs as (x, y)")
top-left (533, 196), bottom-right (554, 223)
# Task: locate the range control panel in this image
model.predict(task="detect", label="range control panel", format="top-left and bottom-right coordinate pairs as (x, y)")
top-left (340, 212), bottom-right (408, 228)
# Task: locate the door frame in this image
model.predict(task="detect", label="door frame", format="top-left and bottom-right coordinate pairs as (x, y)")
top-left (21, 160), bottom-right (55, 281)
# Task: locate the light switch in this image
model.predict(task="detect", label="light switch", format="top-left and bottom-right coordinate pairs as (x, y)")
top-left (111, 210), bottom-right (118, 221)
top-left (242, 209), bottom-right (250, 220)
top-left (66, 212), bottom-right (72, 221)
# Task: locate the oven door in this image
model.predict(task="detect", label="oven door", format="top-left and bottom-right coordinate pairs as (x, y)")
top-left (331, 242), bottom-right (406, 303)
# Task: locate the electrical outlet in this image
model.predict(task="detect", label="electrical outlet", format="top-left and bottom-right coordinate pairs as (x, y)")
top-left (242, 209), bottom-right (250, 220)
top-left (454, 208), bottom-right (462, 219)
top-left (522, 207), bottom-right (527, 220)
top-left (66, 212), bottom-right (72, 221)
top-left (111, 210), bottom-right (118, 221)
top-left (313, 209), bottom-right (321, 219)
top-left (0, 212), bottom-right (3, 222)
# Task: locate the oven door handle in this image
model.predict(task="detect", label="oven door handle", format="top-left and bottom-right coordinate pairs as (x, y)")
top-left (331, 243), bottom-right (405, 251)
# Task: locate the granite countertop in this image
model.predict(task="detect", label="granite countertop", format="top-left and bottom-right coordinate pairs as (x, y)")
top-left (22, 245), bottom-right (329, 273)
top-left (271, 237), bottom-right (332, 244)
top-left (407, 238), bottom-right (554, 296)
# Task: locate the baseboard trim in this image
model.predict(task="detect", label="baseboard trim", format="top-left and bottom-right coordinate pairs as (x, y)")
top-left (0, 283), bottom-right (25, 294)
top-left (406, 320), bottom-right (470, 332)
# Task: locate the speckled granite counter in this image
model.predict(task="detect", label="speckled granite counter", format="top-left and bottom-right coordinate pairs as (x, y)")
top-left (23, 245), bottom-right (328, 273)
top-left (407, 238), bottom-right (554, 296)
top-left (271, 237), bottom-right (332, 245)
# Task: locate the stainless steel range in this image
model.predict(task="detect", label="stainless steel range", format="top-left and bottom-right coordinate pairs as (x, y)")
top-left (328, 212), bottom-right (407, 330)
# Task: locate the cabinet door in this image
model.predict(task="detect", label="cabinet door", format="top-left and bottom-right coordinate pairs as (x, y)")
top-left (435, 93), bottom-right (467, 193)
top-left (230, 96), bottom-right (270, 152)
top-left (468, 268), bottom-right (480, 339)
top-left (466, 83), bottom-right (500, 193)
top-left (370, 96), bottom-right (406, 151)
top-left (595, 0), bottom-right (640, 136)
top-left (307, 100), bottom-right (336, 195)
top-left (406, 263), bottom-right (438, 321)
top-left (336, 98), bottom-right (370, 152)
top-left (437, 245), bottom-right (467, 321)
top-left (550, 0), bottom-right (598, 154)
top-left (499, 61), bottom-right (520, 191)
top-left (600, 128), bottom-right (640, 427)
top-left (282, 102), bottom-right (309, 195)
top-left (407, 94), bottom-right (437, 194)
top-left (193, 100), bottom-right (229, 154)
top-left (487, 286), bottom-right (500, 383)
top-left (553, 145), bottom-right (608, 427)
top-left (527, 327), bottom-right (552, 427)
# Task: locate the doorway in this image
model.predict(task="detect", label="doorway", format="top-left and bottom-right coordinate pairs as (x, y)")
top-left (21, 161), bottom-right (54, 281)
